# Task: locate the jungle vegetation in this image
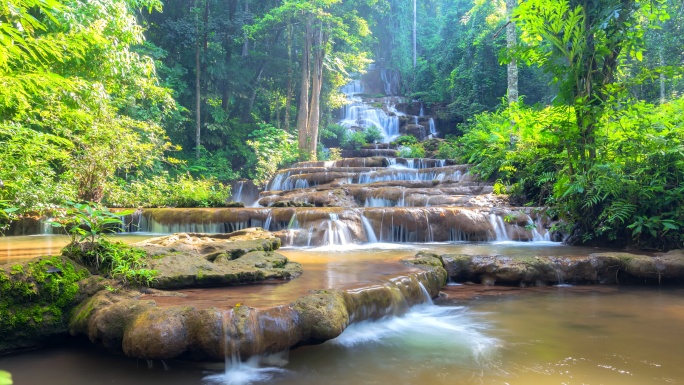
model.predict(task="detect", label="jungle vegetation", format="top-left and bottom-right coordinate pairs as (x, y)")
top-left (0, 0), bottom-right (682, 249)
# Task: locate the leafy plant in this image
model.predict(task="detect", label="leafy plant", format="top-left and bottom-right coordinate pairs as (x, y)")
top-left (393, 135), bottom-right (418, 146)
top-left (50, 202), bottom-right (134, 247)
top-left (62, 239), bottom-right (157, 286)
top-left (0, 370), bottom-right (10, 385)
top-left (364, 126), bottom-right (385, 144)
top-left (398, 144), bottom-right (426, 158)
top-left (341, 130), bottom-right (367, 150)
top-left (0, 200), bottom-right (18, 234)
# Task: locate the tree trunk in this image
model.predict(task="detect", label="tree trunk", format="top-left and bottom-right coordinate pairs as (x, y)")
top-left (284, 23), bottom-right (294, 132)
top-left (195, 8), bottom-right (202, 159)
top-left (296, 17), bottom-right (312, 161)
top-left (306, 23), bottom-right (326, 161)
top-left (659, 48), bottom-right (666, 104)
top-left (242, 0), bottom-right (249, 57)
top-left (413, 0), bottom-right (417, 69)
top-left (506, 0), bottom-right (519, 105)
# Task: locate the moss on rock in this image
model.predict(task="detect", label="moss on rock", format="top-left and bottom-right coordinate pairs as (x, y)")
top-left (0, 256), bottom-right (90, 352)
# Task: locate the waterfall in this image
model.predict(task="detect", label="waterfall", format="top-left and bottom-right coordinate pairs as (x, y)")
top-left (419, 104), bottom-right (424, 117)
top-left (339, 81), bottom-right (400, 143)
top-left (529, 217), bottom-right (551, 242)
top-left (324, 213), bottom-right (352, 245)
top-left (361, 215), bottom-right (378, 243)
top-left (233, 181), bottom-right (244, 202)
top-left (489, 214), bottom-right (509, 241)
top-left (428, 118), bottom-right (438, 138)
top-left (418, 282), bottom-right (434, 305)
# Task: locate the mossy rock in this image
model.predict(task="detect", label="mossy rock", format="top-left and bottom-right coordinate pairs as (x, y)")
top-left (0, 256), bottom-right (91, 353)
top-left (134, 230), bottom-right (302, 290)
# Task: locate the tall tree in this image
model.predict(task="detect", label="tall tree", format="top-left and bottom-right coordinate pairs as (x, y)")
top-left (506, 0), bottom-right (518, 104)
top-left (514, 0), bottom-right (668, 172)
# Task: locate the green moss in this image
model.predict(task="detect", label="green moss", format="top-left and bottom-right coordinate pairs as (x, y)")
top-left (0, 256), bottom-right (90, 346)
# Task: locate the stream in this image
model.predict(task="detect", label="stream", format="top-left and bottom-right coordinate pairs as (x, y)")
top-left (1, 239), bottom-right (682, 385)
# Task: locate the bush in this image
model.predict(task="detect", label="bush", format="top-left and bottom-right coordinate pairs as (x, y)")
top-left (62, 239), bottom-right (156, 286)
top-left (104, 173), bottom-right (231, 208)
top-left (320, 124), bottom-right (349, 148)
top-left (393, 135), bottom-right (418, 146)
top-left (435, 140), bottom-right (460, 160)
top-left (341, 130), bottom-right (367, 150)
top-left (398, 144), bottom-right (426, 158)
top-left (364, 126), bottom-right (385, 144)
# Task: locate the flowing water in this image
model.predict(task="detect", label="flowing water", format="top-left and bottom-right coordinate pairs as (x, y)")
top-left (2, 237), bottom-right (681, 384)
top-left (2, 284), bottom-right (683, 385)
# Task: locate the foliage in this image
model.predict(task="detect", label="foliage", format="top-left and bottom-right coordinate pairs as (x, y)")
top-left (0, 370), bottom-right (10, 385)
top-left (341, 130), bottom-right (367, 151)
top-left (435, 139), bottom-right (460, 160)
top-left (49, 202), bottom-right (134, 245)
top-left (0, 201), bottom-right (18, 235)
top-left (246, 124), bottom-right (298, 186)
top-left (457, 97), bottom-right (684, 250)
top-left (0, 255), bottom-right (90, 342)
top-left (398, 144), bottom-right (426, 158)
top-left (105, 173), bottom-right (231, 208)
top-left (62, 239), bottom-right (156, 286)
top-left (363, 126), bottom-right (384, 144)
top-left (0, 0), bottom-right (176, 211)
top-left (47, 202), bottom-right (158, 285)
top-left (393, 135), bottom-right (418, 146)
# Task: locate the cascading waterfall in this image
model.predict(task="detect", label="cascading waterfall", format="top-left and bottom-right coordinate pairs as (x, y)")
top-left (418, 282), bottom-right (434, 305)
top-left (361, 214), bottom-right (378, 243)
top-left (357, 168), bottom-right (461, 184)
top-left (339, 81), bottom-right (400, 143)
top-left (488, 214), bottom-right (509, 241)
top-left (428, 118), bottom-right (438, 138)
top-left (529, 217), bottom-right (551, 242)
top-left (324, 213), bottom-right (352, 246)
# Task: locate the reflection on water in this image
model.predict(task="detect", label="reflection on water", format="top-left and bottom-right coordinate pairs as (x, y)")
top-left (0, 234), bottom-right (158, 264)
top-left (2, 288), bottom-right (683, 385)
top-left (1, 236), bottom-right (678, 384)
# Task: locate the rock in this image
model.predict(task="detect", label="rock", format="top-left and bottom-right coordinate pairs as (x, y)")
top-left (439, 252), bottom-right (684, 286)
top-left (68, 258), bottom-right (447, 361)
top-left (0, 256), bottom-right (91, 354)
top-left (134, 230), bottom-right (302, 290)
top-left (293, 290), bottom-right (350, 343)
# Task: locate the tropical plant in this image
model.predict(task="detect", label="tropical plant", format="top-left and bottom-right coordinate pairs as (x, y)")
top-left (0, 370), bottom-right (11, 385)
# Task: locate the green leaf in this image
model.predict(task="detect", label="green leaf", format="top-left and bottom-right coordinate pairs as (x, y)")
top-left (0, 370), bottom-right (12, 385)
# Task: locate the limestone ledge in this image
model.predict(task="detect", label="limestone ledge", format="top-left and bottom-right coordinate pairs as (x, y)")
top-left (68, 254), bottom-right (447, 361)
top-left (437, 250), bottom-right (684, 286)
top-left (135, 229), bottom-right (302, 290)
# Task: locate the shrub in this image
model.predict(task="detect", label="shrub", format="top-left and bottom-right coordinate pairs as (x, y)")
top-left (104, 173), bottom-right (231, 208)
top-left (341, 130), bottom-right (367, 150)
top-left (435, 140), bottom-right (460, 160)
top-left (364, 126), bottom-right (385, 144)
top-left (398, 144), bottom-right (426, 158)
top-left (393, 135), bottom-right (418, 146)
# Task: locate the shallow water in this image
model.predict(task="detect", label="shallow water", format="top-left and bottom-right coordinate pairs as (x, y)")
top-left (0, 234), bottom-right (158, 264)
top-left (2, 288), bottom-right (683, 385)
top-left (1, 237), bottom-right (678, 384)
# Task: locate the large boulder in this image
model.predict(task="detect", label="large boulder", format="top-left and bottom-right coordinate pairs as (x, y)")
top-left (135, 229), bottom-right (302, 289)
top-left (439, 251), bottom-right (684, 286)
top-left (68, 252), bottom-right (447, 361)
top-left (0, 256), bottom-right (92, 353)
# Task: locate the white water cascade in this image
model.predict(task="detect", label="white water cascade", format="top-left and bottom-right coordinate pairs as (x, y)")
top-left (428, 118), bottom-right (438, 138)
top-left (339, 81), bottom-right (400, 143)
top-left (489, 214), bottom-right (509, 241)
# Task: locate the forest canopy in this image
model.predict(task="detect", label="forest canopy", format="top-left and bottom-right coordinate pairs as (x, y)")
top-left (0, 0), bottom-right (682, 249)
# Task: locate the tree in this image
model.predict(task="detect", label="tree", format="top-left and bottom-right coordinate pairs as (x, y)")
top-left (506, 0), bottom-right (518, 104)
top-left (514, 0), bottom-right (668, 173)
top-left (0, 0), bottom-right (174, 207)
